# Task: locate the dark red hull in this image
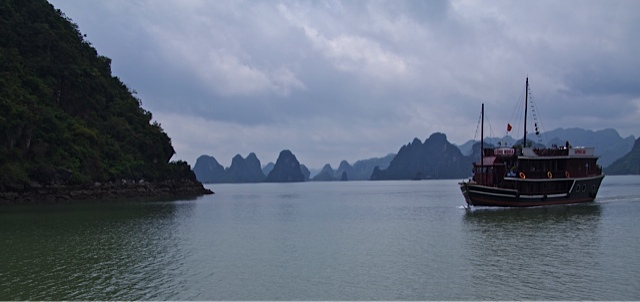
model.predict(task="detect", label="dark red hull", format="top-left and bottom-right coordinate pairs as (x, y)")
top-left (459, 175), bottom-right (604, 207)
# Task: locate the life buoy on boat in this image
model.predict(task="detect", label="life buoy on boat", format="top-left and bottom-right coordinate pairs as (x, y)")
top-left (565, 171), bottom-right (570, 178)
top-left (519, 172), bottom-right (526, 179)
top-left (547, 171), bottom-right (553, 179)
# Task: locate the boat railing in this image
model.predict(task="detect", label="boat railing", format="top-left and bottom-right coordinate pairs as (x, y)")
top-left (507, 168), bottom-right (602, 180)
top-left (521, 147), bottom-right (596, 157)
top-left (506, 170), bottom-right (572, 179)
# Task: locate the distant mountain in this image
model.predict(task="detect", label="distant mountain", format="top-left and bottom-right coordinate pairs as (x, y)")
top-left (262, 162), bottom-right (275, 176)
top-left (270, 161), bottom-right (309, 181)
top-left (312, 164), bottom-right (336, 181)
top-left (467, 141), bottom-right (495, 165)
top-left (307, 168), bottom-right (321, 178)
top-left (264, 150), bottom-right (305, 182)
top-left (545, 128), bottom-right (634, 168)
top-left (459, 136), bottom-right (550, 155)
top-left (224, 153), bottom-right (265, 183)
top-left (351, 153), bottom-right (395, 180)
top-left (193, 153), bottom-right (265, 183)
top-left (300, 164), bottom-right (311, 181)
top-left (457, 128), bottom-right (635, 168)
top-left (335, 160), bottom-right (354, 181)
top-left (371, 133), bottom-right (469, 180)
top-left (193, 128), bottom-right (633, 183)
top-left (193, 155), bottom-right (225, 183)
top-left (605, 137), bottom-right (640, 175)
top-left (458, 136), bottom-right (518, 156)
top-left (311, 154), bottom-right (395, 181)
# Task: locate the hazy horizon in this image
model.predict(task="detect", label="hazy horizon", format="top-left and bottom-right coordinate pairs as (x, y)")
top-left (197, 126), bottom-right (634, 170)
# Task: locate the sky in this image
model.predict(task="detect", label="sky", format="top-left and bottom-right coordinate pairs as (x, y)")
top-left (47, 0), bottom-right (640, 169)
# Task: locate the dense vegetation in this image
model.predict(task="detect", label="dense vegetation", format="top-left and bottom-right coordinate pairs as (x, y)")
top-left (0, 0), bottom-right (196, 190)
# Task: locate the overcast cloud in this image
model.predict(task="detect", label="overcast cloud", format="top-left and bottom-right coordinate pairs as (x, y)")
top-left (48, 0), bottom-right (640, 168)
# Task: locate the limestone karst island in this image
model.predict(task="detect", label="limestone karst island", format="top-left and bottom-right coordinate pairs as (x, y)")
top-left (0, 0), bottom-right (212, 203)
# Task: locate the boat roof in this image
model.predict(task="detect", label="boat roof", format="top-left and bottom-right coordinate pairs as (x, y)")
top-left (477, 147), bottom-right (600, 165)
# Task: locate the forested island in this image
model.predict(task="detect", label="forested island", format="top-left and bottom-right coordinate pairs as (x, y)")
top-left (0, 0), bottom-right (212, 203)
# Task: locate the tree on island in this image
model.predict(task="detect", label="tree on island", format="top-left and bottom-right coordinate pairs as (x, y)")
top-left (0, 0), bottom-right (210, 201)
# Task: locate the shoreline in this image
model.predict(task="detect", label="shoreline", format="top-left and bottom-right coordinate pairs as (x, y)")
top-left (0, 179), bottom-right (214, 205)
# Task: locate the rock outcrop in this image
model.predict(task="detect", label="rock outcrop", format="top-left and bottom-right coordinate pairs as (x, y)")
top-left (312, 164), bottom-right (337, 181)
top-left (264, 150), bottom-right (305, 182)
top-left (0, 179), bottom-right (213, 204)
top-left (605, 137), bottom-right (640, 175)
top-left (371, 132), bottom-right (470, 180)
top-left (193, 155), bottom-right (225, 183)
top-left (224, 153), bottom-right (265, 183)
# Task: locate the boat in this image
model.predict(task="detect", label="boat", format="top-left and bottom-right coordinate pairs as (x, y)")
top-left (459, 78), bottom-right (605, 207)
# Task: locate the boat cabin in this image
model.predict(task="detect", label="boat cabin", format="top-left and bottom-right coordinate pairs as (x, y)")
top-left (472, 146), bottom-right (602, 187)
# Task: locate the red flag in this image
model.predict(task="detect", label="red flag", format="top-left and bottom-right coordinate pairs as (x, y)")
top-left (507, 123), bottom-right (512, 132)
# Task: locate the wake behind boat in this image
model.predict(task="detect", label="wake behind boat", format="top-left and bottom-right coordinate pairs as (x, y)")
top-left (459, 78), bottom-right (605, 207)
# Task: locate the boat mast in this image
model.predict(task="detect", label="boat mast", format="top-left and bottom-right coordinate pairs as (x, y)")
top-left (523, 77), bottom-right (528, 148)
top-left (481, 103), bottom-right (484, 185)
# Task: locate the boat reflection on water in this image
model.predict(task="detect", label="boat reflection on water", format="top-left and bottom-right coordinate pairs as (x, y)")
top-left (460, 204), bottom-right (603, 300)
top-left (462, 203), bottom-right (602, 240)
top-left (463, 203), bottom-right (602, 226)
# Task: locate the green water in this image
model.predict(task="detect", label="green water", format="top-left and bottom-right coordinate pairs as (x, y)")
top-left (2, 176), bottom-right (640, 300)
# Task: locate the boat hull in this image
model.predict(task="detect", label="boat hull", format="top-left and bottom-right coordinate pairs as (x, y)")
top-left (459, 175), bottom-right (605, 207)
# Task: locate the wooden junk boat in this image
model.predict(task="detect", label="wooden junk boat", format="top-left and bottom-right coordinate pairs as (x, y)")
top-left (459, 78), bottom-right (605, 207)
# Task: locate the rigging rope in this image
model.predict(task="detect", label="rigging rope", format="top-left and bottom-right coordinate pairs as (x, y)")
top-left (473, 105), bottom-right (497, 147)
top-left (527, 83), bottom-right (548, 146)
top-left (473, 108), bottom-right (482, 142)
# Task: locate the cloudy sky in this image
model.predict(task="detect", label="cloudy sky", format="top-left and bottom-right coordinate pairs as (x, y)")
top-left (48, 0), bottom-right (640, 168)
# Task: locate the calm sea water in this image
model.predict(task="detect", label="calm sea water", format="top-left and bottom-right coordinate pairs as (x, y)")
top-left (1, 175), bottom-right (639, 300)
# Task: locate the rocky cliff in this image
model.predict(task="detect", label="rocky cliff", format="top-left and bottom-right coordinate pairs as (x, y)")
top-left (371, 133), bottom-right (470, 180)
top-left (264, 150), bottom-right (305, 182)
top-left (605, 137), bottom-right (640, 175)
top-left (0, 0), bottom-right (211, 202)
